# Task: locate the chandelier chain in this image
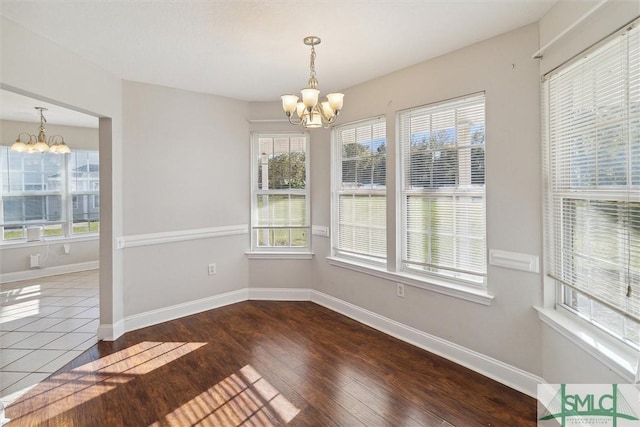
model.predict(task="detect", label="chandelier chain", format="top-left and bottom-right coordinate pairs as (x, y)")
top-left (309, 45), bottom-right (316, 80)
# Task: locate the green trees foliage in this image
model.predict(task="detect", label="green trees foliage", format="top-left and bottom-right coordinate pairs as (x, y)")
top-left (259, 152), bottom-right (306, 190)
top-left (341, 141), bottom-right (386, 187)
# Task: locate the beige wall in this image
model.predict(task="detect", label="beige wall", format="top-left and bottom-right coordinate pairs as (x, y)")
top-left (3, 0), bottom-right (639, 386)
top-left (121, 81), bottom-right (250, 316)
top-left (1, 240), bottom-right (98, 277)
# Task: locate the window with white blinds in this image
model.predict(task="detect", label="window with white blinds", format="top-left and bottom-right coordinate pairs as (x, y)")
top-left (251, 133), bottom-right (310, 251)
top-left (399, 93), bottom-right (486, 286)
top-left (543, 20), bottom-right (640, 345)
top-left (332, 118), bottom-right (386, 264)
top-left (0, 148), bottom-right (100, 241)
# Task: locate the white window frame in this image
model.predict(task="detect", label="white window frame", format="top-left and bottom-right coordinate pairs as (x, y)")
top-left (542, 19), bottom-right (640, 350)
top-left (331, 116), bottom-right (387, 266)
top-left (0, 147), bottom-right (100, 243)
top-left (398, 93), bottom-right (487, 290)
top-left (249, 132), bottom-right (311, 257)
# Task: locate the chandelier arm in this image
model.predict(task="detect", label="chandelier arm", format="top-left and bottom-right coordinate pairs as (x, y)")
top-left (287, 113), bottom-right (303, 126)
top-left (321, 111), bottom-right (340, 128)
top-left (16, 132), bottom-right (35, 142)
top-left (48, 135), bottom-right (65, 143)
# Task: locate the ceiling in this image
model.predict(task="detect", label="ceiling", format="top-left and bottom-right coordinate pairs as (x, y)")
top-left (0, 0), bottom-right (557, 127)
top-left (0, 90), bottom-right (99, 128)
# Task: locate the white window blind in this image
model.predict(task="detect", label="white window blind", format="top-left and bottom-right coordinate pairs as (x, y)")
top-left (399, 93), bottom-right (486, 286)
top-left (251, 133), bottom-right (310, 251)
top-left (332, 118), bottom-right (386, 263)
top-left (543, 20), bottom-right (640, 343)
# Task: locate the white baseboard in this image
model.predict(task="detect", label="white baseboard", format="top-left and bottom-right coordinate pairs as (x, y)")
top-left (248, 287), bottom-right (311, 300)
top-left (99, 285), bottom-right (542, 397)
top-left (97, 319), bottom-right (124, 341)
top-left (121, 289), bottom-right (249, 337)
top-left (310, 290), bottom-right (543, 398)
top-left (0, 261), bottom-right (99, 284)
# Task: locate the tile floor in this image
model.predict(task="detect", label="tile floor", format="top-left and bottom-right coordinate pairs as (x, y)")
top-left (0, 270), bottom-right (98, 406)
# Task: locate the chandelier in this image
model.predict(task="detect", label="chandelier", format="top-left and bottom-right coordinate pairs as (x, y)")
top-left (281, 36), bottom-right (344, 129)
top-left (10, 107), bottom-right (71, 154)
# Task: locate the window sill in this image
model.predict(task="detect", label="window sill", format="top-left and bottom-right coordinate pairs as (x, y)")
top-left (535, 306), bottom-right (637, 382)
top-left (326, 256), bottom-right (494, 306)
top-left (0, 234), bottom-right (99, 250)
top-left (246, 251), bottom-right (314, 260)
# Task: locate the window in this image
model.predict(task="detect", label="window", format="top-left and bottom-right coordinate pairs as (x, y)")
top-left (543, 20), bottom-right (640, 346)
top-left (399, 93), bottom-right (486, 287)
top-left (332, 118), bottom-right (386, 264)
top-left (251, 133), bottom-right (310, 252)
top-left (0, 148), bottom-right (100, 241)
top-left (70, 151), bottom-right (100, 234)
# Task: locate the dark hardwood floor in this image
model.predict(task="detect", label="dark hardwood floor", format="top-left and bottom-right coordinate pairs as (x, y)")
top-left (6, 301), bottom-right (536, 426)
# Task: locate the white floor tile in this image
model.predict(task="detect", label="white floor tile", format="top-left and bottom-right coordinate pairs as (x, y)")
top-left (41, 333), bottom-right (95, 350)
top-left (0, 317), bottom-right (39, 332)
top-left (37, 296), bottom-right (67, 306)
top-left (38, 350), bottom-right (84, 373)
top-left (73, 319), bottom-right (99, 334)
top-left (52, 289), bottom-right (97, 297)
top-left (44, 318), bottom-right (93, 333)
top-left (15, 317), bottom-right (64, 332)
top-left (0, 371), bottom-right (29, 392)
top-left (0, 270), bottom-right (98, 407)
top-left (2, 349), bottom-right (66, 373)
top-left (75, 307), bottom-right (99, 318)
top-left (0, 332), bottom-right (36, 348)
top-left (73, 336), bottom-right (98, 352)
top-left (72, 297), bottom-right (99, 307)
top-left (45, 296), bottom-right (90, 306)
top-left (8, 332), bottom-right (65, 349)
top-left (0, 372), bottom-right (50, 402)
top-left (0, 349), bottom-right (33, 369)
top-left (46, 306), bottom-right (94, 318)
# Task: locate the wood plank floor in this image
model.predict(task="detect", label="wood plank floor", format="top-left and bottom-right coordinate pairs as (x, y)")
top-left (5, 301), bottom-right (536, 426)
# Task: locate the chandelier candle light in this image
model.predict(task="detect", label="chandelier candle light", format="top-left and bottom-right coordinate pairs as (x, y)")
top-left (10, 107), bottom-right (71, 154)
top-left (281, 36), bottom-right (344, 128)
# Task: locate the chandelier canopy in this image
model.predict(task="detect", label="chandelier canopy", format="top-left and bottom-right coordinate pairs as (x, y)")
top-left (281, 36), bottom-right (344, 129)
top-left (10, 107), bottom-right (71, 154)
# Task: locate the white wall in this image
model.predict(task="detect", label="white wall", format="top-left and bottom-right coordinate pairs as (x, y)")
top-left (121, 81), bottom-right (250, 316)
top-left (1, 16), bottom-right (124, 332)
top-left (538, 0), bottom-right (640, 384)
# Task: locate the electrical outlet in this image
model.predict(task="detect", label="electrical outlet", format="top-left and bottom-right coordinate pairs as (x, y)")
top-left (397, 283), bottom-right (405, 298)
top-left (30, 254), bottom-right (41, 269)
top-left (208, 263), bottom-right (216, 275)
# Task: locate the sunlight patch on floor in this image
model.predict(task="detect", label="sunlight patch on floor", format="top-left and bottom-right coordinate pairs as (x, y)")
top-left (152, 364), bottom-right (300, 427)
top-left (6, 341), bottom-right (206, 424)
